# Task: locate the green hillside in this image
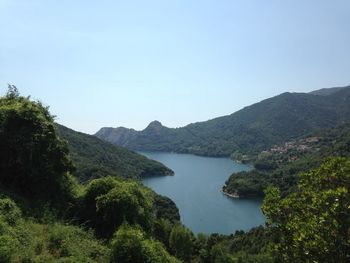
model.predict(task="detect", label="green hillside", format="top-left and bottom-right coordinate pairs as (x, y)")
top-left (56, 124), bottom-right (173, 182)
top-left (96, 85), bottom-right (350, 157)
top-left (223, 122), bottom-right (350, 197)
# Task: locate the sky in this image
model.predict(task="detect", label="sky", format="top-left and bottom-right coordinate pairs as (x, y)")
top-left (1, 0), bottom-right (350, 134)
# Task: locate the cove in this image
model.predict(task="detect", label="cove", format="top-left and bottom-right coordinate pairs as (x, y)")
top-left (140, 152), bottom-right (265, 234)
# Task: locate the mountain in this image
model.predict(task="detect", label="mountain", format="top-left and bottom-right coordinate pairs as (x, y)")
top-left (56, 124), bottom-right (173, 181)
top-left (95, 85), bottom-right (350, 157)
top-left (309, 85), bottom-right (349, 96)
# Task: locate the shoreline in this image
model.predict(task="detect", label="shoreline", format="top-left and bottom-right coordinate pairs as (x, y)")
top-left (222, 189), bottom-right (240, 198)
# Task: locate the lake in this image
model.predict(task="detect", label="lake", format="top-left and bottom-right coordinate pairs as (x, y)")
top-left (140, 152), bottom-right (265, 234)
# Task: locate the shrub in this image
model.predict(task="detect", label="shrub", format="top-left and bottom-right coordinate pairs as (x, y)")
top-left (110, 224), bottom-right (179, 263)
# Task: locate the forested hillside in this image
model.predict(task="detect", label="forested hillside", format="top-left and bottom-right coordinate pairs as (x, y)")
top-left (96, 85), bottom-right (350, 157)
top-left (56, 124), bottom-right (173, 181)
top-left (224, 122), bottom-right (350, 198)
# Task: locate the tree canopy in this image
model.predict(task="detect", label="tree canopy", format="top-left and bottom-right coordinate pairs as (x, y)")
top-left (0, 88), bottom-right (75, 204)
top-left (262, 157), bottom-right (350, 262)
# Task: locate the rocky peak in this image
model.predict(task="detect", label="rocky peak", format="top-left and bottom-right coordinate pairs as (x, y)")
top-left (146, 120), bottom-right (163, 129)
top-left (143, 121), bottom-right (166, 135)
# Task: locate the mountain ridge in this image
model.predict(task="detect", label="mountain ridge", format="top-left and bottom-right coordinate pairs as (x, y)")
top-left (95, 85), bottom-right (350, 157)
top-left (309, 85), bottom-right (350, 96)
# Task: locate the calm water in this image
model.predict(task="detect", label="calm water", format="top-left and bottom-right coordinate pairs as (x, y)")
top-left (140, 152), bottom-right (265, 234)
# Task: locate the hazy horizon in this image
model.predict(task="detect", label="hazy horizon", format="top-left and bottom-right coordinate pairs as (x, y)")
top-left (1, 0), bottom-right (350, 134)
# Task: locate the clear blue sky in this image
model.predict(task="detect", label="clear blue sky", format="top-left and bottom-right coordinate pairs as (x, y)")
top-left (1, 0), bottom-right (349, 134)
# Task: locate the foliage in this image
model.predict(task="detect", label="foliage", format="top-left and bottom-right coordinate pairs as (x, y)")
top-left (153, 219), bottom-right (173, 249)
top-left (0, 90), bottom-right (76, 205)
top-left (56, 124), bottom-right (173, 182)
top-left (223, 170), bottom-right (268, 197)
top-left (185, 227), bottom-right (275, 263)
top-left (153, 194), bottom-right (181, 223)
top-left (76, 176), bottom-right (155, 238)
top-left (0, 198), bottom-right (22, 226)
top-left (0, 196), bottom-right (109, 263)
top-left (110, 224), bottom-right (180, 263)
top-left (229, 226), bottom-right (274, 257)
top-left (169, 223), bottom-right (194, 261)
top-left (262, 157), bottom-right (350, 262)
top-left (96, 180), bottom-right (154, 236)
top-left (46, 223), bottom-right (110, 262)
top-left (76, 176), bottom-right (120, 233)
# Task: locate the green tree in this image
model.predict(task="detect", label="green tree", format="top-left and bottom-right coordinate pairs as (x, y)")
top-left (169, 223), bottom-right (194, 261)
top-left (96, 180), bottom-right (154, 237)
top-left (153, 194), bottom-right (180, 223)
top-left (78, 177), bottom-right (155, 238)
top-left (209, 243), bottom-right (233, 263)
top-left (110, 224), bottom-right (180, 263)
top-left (153, 219), bottom-right (173, 249)
top-left (0, 88), bottom-right (75, 204)
top-left (262, 157), bottom-right (350, 263)
top-left (77, 176), bottom-right (120, 234)
top-left (6, 84), bottom-right (19, 99)
top-left (0, 198), bottom-right (21, 226)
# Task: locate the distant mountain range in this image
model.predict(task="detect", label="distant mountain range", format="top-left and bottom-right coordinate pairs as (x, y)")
top-left (56, 124), bottom-right (173, 181)
top-left (95, 85), bottom-right (350, 157)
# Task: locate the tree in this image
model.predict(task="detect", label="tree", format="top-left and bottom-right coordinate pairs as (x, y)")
top-left (153, 194), bottom-right (180, 223)
top-left (77, 176), bottom-right (120, 234)
top-left (0, 89), bottom-right (75, 204)
top-left (110, 224), bottom-right (180, 263)
top-left (5, 84), bottom-right (19, 99)
top-left (262, 157), bottom-right (350, 262)
top-left (169, 223), bottom-right (194, 261)
top-left (78, 177), bottom-right (155, 238)
top-left (96, 181), bottom-right (154, 237)
top-left (0, 198), bottom-right (21, 226)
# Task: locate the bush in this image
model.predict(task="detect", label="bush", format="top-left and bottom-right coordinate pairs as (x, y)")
top-left (47, 223), bottom-right (110, 262)
top-left (0, 235), bottom-right (18, 263)
top-left (110, 224), bottom-right (179, 263)
top-left (96, 180), bottom-right (154, 237)
top-left (78, 177), bottom-right (155, 238)
top-left (0, 198), bottom-right (21, 226)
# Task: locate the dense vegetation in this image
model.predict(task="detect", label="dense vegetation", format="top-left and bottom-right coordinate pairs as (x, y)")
top-left (0, 86), bottom-right (77, 207)
top-left (0, 88), bottom-right (180, 262)
top-left (0, 197), bottom-right (110, 262)
top-left (224, 122), bottom-right (350, 197)
top-left (56, 124), bottom-right (173, 182)
top-left (96, 85), bottom-right (350, 157)
top-left (262, 157), bottom-right (350, 262)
